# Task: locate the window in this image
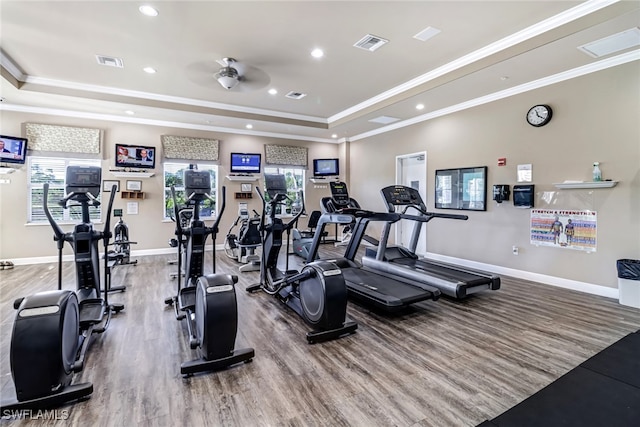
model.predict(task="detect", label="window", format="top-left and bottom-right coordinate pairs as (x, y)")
top-left (164, 163), bottom-right (218, 219)
top-left (263, 167), bottom-right (305, 214)
top-left (28, 157), bottom-right (102, 223)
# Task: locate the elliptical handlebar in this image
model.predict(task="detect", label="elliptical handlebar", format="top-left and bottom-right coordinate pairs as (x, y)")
top-left (43, 183), bottom-right (65, 243)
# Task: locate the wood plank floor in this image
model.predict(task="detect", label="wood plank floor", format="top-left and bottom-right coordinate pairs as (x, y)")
top-left (1, 245), bottom-right (639, 426)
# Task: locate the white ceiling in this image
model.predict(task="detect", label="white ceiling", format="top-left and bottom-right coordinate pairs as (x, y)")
top-left (1, 1), bottom-right (639, 144)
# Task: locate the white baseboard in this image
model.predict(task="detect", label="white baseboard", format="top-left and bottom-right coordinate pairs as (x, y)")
top-left (5, 247), bottom-right (618, 300)
top-left (6, 244), bottom-right (226, 266)
top-left (425, 252), bottom-right (619, 300)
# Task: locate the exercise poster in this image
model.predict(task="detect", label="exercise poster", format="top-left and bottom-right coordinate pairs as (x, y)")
top-left (530, 209), bottom-right (597, 252)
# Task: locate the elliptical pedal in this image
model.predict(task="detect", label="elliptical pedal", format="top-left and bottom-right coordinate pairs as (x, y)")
top-left (78, 299), bottom-right (106, 326)
top-left (178, 287), bottom-right (197, 312)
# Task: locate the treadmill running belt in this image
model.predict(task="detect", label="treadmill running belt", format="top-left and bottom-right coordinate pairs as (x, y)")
top-left (393, 258), bottom-right (490, 286)
top-left (341, 268), bottom-right (436, 311)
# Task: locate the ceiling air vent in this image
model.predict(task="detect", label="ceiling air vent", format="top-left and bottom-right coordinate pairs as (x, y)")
top-left (369, 116), bottom-right (400, 124)
top-left (578, 27), bottom-right (640, 58)
top-left (354, 34), bottom-right (389, 52)
top-left (285, 91), bottom-right (307, 100)
top-left (95, 55), bottom-right (124, 68)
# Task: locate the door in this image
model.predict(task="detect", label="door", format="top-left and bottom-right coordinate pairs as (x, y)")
top-left (396, 152), bottom-right (427, 255)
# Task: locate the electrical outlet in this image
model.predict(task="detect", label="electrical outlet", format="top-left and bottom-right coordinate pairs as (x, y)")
top-left (512, 245), bottom-right (519, 255)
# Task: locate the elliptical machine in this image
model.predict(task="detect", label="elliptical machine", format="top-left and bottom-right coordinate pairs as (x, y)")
top-left (1, 166), bottom-right (122, 411)
top-left (164, 169), bottom-right (254, 376)
top-left (246, 174), bottom-right (357, 343)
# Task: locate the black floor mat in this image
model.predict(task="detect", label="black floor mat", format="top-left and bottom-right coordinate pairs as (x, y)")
top-left (580, 331), bottom-right (640, 388)
top-left (479, 331), bottom-right (640, 427)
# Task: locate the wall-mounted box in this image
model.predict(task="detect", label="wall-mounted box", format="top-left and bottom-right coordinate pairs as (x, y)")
top-left (513, 185), bottom-right (534, 208)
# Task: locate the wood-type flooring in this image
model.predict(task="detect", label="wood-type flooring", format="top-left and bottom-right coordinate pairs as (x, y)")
top-left (1, 244), bottom-right (638, 426)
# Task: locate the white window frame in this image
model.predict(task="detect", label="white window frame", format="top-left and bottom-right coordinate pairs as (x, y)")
top-left (28, 156), bottom-right (102, 224)
top-left (263, 166), bottom-right (305, 215)
top-left (163, 162), bottom-right (218, 220)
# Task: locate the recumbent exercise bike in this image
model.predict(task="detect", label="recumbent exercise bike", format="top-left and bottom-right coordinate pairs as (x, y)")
top-left (224, 204), bottom-right (261, 272)
top-left (165, 169), bottom-right (254, 376)
top-left (1, 166), bottom-right (123, 410)
top-left (246, 174), bottom-right (357, 343)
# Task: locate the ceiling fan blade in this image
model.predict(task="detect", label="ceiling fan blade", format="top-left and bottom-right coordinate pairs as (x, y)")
top-left (185, 61), bottom-right (219, 88)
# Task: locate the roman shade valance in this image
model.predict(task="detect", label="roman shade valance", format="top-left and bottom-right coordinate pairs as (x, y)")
top-left (161, 135), bottom-right (219, 161)
top-left (25, 123), bottom-right (102, 155)
top-left (264, 144), bottom-right (307, 167)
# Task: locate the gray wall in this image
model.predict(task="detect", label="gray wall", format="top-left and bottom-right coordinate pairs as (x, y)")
top-left (348, 62), bottom-right (639, 290)
top-left (1, 61), bottom-right (638, 292)
top-left (0, 117), bottom-right (339, 259)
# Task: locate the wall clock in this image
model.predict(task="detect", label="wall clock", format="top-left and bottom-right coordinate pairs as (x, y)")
top-left (526, 104), bottom-right (553, 127)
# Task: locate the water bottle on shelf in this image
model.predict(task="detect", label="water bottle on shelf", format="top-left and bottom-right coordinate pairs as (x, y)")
top-left (592, 162), bottom-right (602, 182)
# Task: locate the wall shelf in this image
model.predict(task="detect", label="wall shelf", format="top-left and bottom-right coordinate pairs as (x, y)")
top-left (109, 170), bottom-right (155, 178)
top-left (226, 175), bottom-right (259, 182)
top-left (553, 181), bottom-right (618, 189)
top-left (309, 177), bottom-right (339, 183)
top-left (121, 191), bottom-right (145, 200)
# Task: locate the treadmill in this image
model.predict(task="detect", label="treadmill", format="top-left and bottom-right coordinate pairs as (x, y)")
top-left (305, 182), bottom-right (440, 312)
top-left (361, 185), bottom-right (500, 299)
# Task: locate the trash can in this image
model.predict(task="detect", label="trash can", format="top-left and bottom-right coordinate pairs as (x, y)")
top-left (617, 259), bottom-right (640, 308)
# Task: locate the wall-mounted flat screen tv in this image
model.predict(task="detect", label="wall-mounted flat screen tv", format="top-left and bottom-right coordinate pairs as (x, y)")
top-left (435, 166), bottom-right (487, 211)
top-left (115, 143), bottom-right (156, 169)
top-left (230, 153), bottom-right (261, 174)
top-left (0, 135), bottom-right (28, 165)
top-left (313, 158), bottom-right (339, 177)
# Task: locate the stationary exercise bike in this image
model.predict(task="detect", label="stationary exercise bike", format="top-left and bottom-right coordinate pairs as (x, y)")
top-left (164, 169), bottom-right (254, 376)
top-left (107, 209), bottom-right (137, 267)
top-left (1, 165), bottom-right (122, 411)
top-left (246, 174), bottom-right (357, 343)
top-left (224, 204), bottom-right (261, 272)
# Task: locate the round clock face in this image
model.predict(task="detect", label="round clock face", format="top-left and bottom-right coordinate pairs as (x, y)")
top-left (526, 104), bottom-right (553, 127)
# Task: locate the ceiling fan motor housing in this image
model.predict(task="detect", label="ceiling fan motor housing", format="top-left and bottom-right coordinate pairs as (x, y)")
top-left (217, 66), bottom-right (239, 89)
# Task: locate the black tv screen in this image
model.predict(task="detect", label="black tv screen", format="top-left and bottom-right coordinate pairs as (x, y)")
top-left (0, 135), bottom-right (28, 165)
top-left (230, 153), bottom-right (261, 174)
top-left (115, 143), bottom-right (156, 169)
top-left (313, 158), bottom-right (339, 177)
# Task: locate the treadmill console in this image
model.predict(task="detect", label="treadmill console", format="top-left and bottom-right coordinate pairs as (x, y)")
top-left (330, 181), bottom-right (350, 207)
top-left (66, 166), bottom-right (101, 198)
top-left (380, 185), bottom-right (425, 212)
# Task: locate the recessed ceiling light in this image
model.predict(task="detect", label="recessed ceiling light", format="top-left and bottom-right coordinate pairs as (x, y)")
top-left (268, 88), bottom-right (278, 95)
top-left (143, 67), bottom-right (156, 74)
top-left (246, 124), bottom-right (253, 129)
top-left (416, 104), bottom-right (425, 110)
top-left (139, 5), bottom-right (158, 17)
top-left (331, 134), bottom-right (338, 139)
top-left (125, 110), bottom-right (135, 115)
top-left (311, 48), bottom-right (324, 58)
top-left (500, 76), bottom-right (509, 81)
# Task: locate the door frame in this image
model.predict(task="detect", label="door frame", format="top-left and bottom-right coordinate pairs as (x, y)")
top-left (395, 151), bottom-right (427, 253)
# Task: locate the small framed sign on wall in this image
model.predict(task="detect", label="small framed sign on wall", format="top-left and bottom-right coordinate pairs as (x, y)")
top-left (103, 180), bottom-right (120, 192)
top-left (126, 180), bottom-right (142, 191)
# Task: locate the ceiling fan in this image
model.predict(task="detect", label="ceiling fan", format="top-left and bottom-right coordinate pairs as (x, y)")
top-left (186, 57), bottom-right (270, 92)
top-left (215, 58), bottom-right (243, 90)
